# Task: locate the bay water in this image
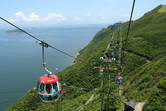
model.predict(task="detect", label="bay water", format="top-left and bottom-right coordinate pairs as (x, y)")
top-left (0, 24), bottom-right (107, 110)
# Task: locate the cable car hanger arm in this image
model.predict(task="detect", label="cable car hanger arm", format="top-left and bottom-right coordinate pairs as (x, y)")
top-left (40, 41), bottom-right (52, 74)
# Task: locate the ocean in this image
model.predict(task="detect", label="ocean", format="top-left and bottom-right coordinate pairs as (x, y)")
top-left (0, 24), bottom-right (108, 110)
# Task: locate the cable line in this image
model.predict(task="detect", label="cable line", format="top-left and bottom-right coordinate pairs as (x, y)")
top-left (0, 17), bottom-right (75, 59)
top-left (49, 45), bottom-right (75, 58)
top-left (121, 0), bottom-right (136, 74)
top-left (123, 0), bottom-right (136, 50)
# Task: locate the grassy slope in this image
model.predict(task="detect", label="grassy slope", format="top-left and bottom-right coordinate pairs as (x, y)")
top-left (158, 5), bottom-right (166, 13)
top-left (122, 5), bottom-right (166, 60)
top-left (7, 5), bottom-right (166, 111)
top-left (121, 4), bottom-right (166, 111)
top-left (123, 57), bottom-right (166, 110)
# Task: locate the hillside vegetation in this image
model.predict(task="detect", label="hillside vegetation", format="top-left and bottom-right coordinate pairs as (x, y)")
top-left (122, 5), bottom-right (166, 61)
top-left (7, 5), bottom-right (166, 111)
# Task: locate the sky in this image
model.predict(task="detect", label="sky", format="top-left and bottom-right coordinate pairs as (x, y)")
top-left (0, 0), bottom-right (166, 27)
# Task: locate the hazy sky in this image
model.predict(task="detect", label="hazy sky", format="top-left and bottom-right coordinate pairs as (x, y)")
top-left (0, 0), bottom-right (165, 27)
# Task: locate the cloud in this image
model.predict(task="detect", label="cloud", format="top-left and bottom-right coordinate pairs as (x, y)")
top-left (7, 18), bottom-right (15, 22)
top-left (99, 14), bottom-right (106, 19)
top-left (10, 11), bottom-right (67, 22)
top-left (85, 13), bottom-right (91, 16)
top-left (43, 13), bottom-right (67, 21)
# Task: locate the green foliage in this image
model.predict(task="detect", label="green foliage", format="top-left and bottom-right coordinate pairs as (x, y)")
top-left (123, 57), bottom-right (166, 110)
top-left (7, 89), bottom-right (41, 111)
top-left (140, 74), bottom-right (152, 83)
top-left (121, 5), bottom-right (166, 60)
top-left (143, 89), bottom-right (166, 111)
top-left (157, 79), bottom-right (166, 91)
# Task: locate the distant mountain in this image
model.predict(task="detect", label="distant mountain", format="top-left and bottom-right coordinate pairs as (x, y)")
top-left (7, 5), bottom-right (166, 111)
top-left (6, 29), bottom-right (23, 33)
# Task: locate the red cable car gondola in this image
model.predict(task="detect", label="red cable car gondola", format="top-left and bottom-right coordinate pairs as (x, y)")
top-left (37, 74), bottom-right (61, 102)
top-left (99, 69), bottom-right (104, 76)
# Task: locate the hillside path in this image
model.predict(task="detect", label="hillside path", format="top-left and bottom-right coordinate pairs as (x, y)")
top-left (77, 94), bottom-right (98, 110)
top-left (104, 33), bottom-right (114, 61)
top-left (124, 50), bottom-right (151, 63)
top-left (85, 94), bottom-right (94, 105)
top-left (134, 102), bottom-right (145, 111)
top-left (104, 43), bottom-right (111, 60)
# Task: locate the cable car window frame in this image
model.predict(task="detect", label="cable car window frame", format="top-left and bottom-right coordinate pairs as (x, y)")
top-left (52, 82), bottom-right (57, 92)
top-left (38, 82), bottom-right (45, 94)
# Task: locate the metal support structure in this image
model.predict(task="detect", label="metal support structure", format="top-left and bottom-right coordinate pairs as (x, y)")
top-left (40, 41), bottom-right (52, 75)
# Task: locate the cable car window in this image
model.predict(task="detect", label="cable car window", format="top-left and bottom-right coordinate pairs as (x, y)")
top-left (52, 82), bottom-right (57, 89)
top-left (46, 84), bottom-right (51, 94)
top-left (40, 83), bottom-right (44, 93)
top-left (116, 79), bottom-right (120, 84)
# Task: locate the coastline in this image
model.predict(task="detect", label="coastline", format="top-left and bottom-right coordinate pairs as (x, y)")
top-left (71, 53), bottom-right (80, 65)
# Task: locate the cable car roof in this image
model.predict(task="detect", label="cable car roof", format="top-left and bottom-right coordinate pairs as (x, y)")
top-left (116, 76), bottom-right (122, 79)
top-left (100, 69), bottom-right (104, 72)
top-left (38, 74), bottom-right (58, 84)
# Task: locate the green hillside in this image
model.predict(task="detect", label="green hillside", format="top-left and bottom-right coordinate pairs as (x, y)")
top-left (122, 5), bottom-right (166, 61)
top-left (7, 5), bottom-right (166, 111)
top-left (158, 5), bottom-right (166, 13)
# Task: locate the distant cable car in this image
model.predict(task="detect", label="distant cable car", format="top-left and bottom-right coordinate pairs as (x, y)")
top-left (37, 74), bottom-right (61, 102)
top-left (99, 69), bottom-right (104, 76)
top-left (112, 58), bottom-right (115, 61)
top-left (119, 54), bottom-right (121, 59)
top-left (108, 59), bottom-right (112, 63)
top-left (115, 76), bottom-right (122, 85)
top-left (100, 57), bottom-right (104, 60)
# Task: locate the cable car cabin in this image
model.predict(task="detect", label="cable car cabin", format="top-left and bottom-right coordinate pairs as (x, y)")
top-left (108, 59), bottom-right (112, 63)
top-left (37, 74), bottom-right (61, 102)
top-left (99, 69), bottom-right (104, 76)
top-left (115, 76), bottom-right (122, 85)
top-left (119, 54), bottom-right (121, 57)
top-left (112, 58), bottom-right (116, 62)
